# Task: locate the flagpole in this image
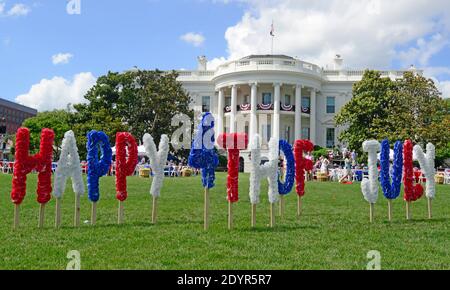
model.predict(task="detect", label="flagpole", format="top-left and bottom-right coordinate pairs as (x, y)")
top-left (271, 20), bottom-right (274, 55)
top-left (271, 35), bottom-right (274, 55)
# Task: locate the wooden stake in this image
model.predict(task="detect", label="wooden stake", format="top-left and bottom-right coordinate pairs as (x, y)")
top-left (13, 204), bottom-right (19, 230)
top-left (251, 204), bottom-right (256, 228)
top-left (204, 188), bottom-right (209, 230)
top-left (118, 201), bottom-right (124, 224)
top-left (74, 194), bottom-right (81, 227)
top-left (369, 203), bottom-right (374, 223)
top-left (406, 201), bottom-right (411, 220)
top-left (387, 199), bottom-right (393, 222)
top-left (55, 198), bottom-right (62, 229)
top-left (91, 202), bottom-right (97, 225)
top-left (297, 196), bottom-right (302, 218)
top-left (151, 196), bottom-right (158, 224)
top-left (228, 201), bottom-right (233, 230)
top-left (270, 202), bottom-right (275, 227)
top-left (279, 195), bottom-right (285, 218)
top-left (38, 203), bottom-right (45, 228)
top-left (427, 198), bottom-right (432, 219)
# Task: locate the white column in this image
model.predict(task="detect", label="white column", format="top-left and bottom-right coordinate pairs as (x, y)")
top-left (230, 85), bottom-right (237, 133)
top-left (217, 88), bottom-right (224, 138)
top-left (310, 89), bottom-right (317, 144)
top-left (295, 85), bottom-right (302, 140)
top-left (250, 83), bottom-right (258, 145)
top-left (273, 83), bottom-right (281, 141)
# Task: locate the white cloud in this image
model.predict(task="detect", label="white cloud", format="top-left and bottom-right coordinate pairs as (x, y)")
top-left (423, 67), bottom-right (450, 99)
top-left (6, 3), bottom-right (30, 16)
top-left (15, 72), bottom-right (97, 111)
top-left (0, 2), bottom-right (31, 17)
top-left (211, 0), bottom-right (450, 70)
top-left (207, 56), bottom-right (227, 70)
top-left (180, 32), bottom-right (205, 47)
top-left (52, 53), bottom-right (74, 65)
top-left (439, 81), bottom-right (450, 99)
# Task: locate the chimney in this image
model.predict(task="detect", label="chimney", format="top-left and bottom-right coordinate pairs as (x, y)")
top-left (197, 55), bottom-right (207, 71)
top-left (333, 54), bottom-right (344, 70)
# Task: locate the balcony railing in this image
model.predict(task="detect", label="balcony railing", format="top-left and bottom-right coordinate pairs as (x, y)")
top-left (224, 103), bottom-right (311, 114)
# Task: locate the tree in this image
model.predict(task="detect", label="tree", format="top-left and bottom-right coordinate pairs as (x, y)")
top-left (22, 110), bottom-right (72, 157)
top-left (74, 69), bottom-right (194, 150)
top-left (335, 70), bottom-right (450, 165)
top-left (335, 70), bottom-right (395, 151)
top-left (70, 107), bottom-right (128, 160)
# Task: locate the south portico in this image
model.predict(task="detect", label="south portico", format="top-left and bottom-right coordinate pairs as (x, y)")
top-left (215, 82), bottom-right (319, 147)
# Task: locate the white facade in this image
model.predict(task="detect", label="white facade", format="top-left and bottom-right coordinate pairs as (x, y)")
top-left (176, 55), bottom-right (417, 171)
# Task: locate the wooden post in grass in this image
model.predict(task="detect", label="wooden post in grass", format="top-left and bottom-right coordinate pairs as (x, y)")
top-left (406, 201), bottom-right (411, 220)
top-left (251, 204), bottom-right (256, 228)
top-left (427, 198), bottom-right (432, 219)
top-left (13, 204), bottom-right (20, 230)
top-left (387, 199), bottom-right (393, 222)
top-left (55, 198), bottom-right (62, 229)
top-left (38, 204), bottom-right (45, 228)
top-left (204, 187), bottom-right (209, 230)
top-left (279, 195), bottom-right (285, 218)
top-left (297, 196), bottom-right (302, 218)
top-left (151, 196), bottom-right (158, 224)
top-left (369, 203), bottom-right (374, 223)
top-left (228, 201), bottom-right (233, 230)
top-left (91, 202), bottom-right (97, 225)
top-left (270, 202), bottom-right (275, 227)
top-left (118, 201), bottom-right (124, 224)
top-left (74, 194), bottom-right (81, 227)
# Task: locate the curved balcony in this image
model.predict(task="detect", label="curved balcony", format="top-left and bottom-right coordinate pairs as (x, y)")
top-left (224, 103), bottom-right (310, 114)
top-left (214, 56), bottom-right (323, 79)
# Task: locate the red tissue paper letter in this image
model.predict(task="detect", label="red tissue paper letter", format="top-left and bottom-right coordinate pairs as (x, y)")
top-left (217, 133), bottom-right (248, 203)
top-left (115, 132), bottom-right (139, 202)
top-left (294, 140), bottom-right (314, 197)
top-left (403, 139), bottom-right (423, 202)
top-left (11, 128), bottom-right (55, 205)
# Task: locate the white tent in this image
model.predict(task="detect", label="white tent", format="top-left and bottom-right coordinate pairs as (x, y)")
top-left (111, 145), bottom-right (147, 156)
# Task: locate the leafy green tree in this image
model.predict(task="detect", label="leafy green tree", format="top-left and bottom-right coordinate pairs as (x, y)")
top-left (335, 70), bottom-right (395, 151)
top-left (336, 70), bottom-right (450, 166)
top-left (22, 110), bottom-right (72, 157)
top-left (74, 69), bottom-right (193, 150)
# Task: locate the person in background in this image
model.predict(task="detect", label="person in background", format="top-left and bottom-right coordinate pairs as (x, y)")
top-left (339, 153), bottom-right (353, 183)
top-left (351, 150), bottom-right (357, 167)
top-left (320, 157), bottom-right (330, 175)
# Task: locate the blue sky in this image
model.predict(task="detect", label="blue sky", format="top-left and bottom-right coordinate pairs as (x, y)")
top-left (1, 0), bottom-right (449, 111)
top-left (0, 0), bottom-right (245, 102)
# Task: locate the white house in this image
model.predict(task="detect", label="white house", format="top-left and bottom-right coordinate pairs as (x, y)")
top-left (176, 54), bottom-right (419, 171)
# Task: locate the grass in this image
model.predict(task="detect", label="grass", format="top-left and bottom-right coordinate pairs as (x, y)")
top-left (0, 172), bottom-right (449, 270)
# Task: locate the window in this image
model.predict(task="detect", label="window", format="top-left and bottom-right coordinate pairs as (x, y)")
top-left (225, 97), bottom-right (231, 107)
top-left (285, 126), bottom-right (291, 143)
top-left (326, 96), bottom-right (335, 114)
top-left (262, 93), bottom-right (272, 105)
top-left (302, 127), bottom-right (310, 140)
top-left (284, 94), bottom-right (291, 106)
top-left (202, 96), bottom-right (211, 112)
top-left (262, 124), bottom-right (271, 144)
top-left (326, 128), bottom-right (335, 148)
top-left (243, 95), bottom-right (250, 104)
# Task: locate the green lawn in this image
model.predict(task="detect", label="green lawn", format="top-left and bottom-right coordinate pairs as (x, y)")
top-left (0, 173), bottom-right (449, 270)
